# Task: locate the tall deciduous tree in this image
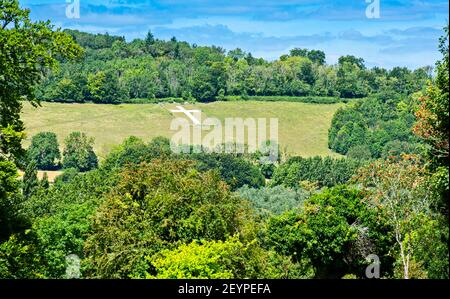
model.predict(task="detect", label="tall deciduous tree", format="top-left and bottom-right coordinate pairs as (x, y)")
top-left (0, 0), bottom-right (82, 161)
top-left (87, 71), bottom-right (124, 104)
top-left (354, 156), bottom-right (432, 279)
top-left (27, 132), bottom-right (61, 170)
top-left (412, 26), bottom-right (449, 223)
top-left (62, 132), bottom-right (98, 172)
top-left (413, 26), bottom-right (449, 165)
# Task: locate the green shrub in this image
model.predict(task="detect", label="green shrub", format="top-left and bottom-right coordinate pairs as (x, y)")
top-left (147, 236), bottom-right (247, 279)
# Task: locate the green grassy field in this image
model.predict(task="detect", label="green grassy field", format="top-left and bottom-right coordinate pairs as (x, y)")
top-left (21, 101), bottom-right (343, 159)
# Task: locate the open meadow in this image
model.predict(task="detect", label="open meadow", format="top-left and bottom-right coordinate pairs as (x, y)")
top-left (21, 101), bottom-right (343, 159)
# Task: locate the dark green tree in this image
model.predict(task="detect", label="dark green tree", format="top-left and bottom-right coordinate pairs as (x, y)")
top-left (290, 48), bottom-right (326, 65)
top-left (40, 172), bottom-right (49, 190)
top-left (0, 159), bottom-right (23, 241)
top-left (190, 152), bottom-right (265, 190)
top-left (84, 160), bottom-right (253, 278)
top-left (338, 55), bottom-right (366, 69)
top-left (145, 30), bottom-right (155, 46)
top-left (271, 156), bottom-right (364, 188)
top-left (336, 62), bottom-right (369, 98)
top-left (27, 132), bottom-right (61, 170)
top-left (413, 26), bottom-right (449, 166)
top-left (290, 48), bottom-right (309, 58)
top-left (22, 160), bottom-right (39, 199)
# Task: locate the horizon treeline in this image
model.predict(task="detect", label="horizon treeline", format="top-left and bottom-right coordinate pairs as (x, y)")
top-left (35, 29), bottom-right (432, 104)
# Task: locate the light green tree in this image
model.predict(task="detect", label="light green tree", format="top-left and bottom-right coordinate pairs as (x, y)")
top-left (62, 132), bottom-right (98, 172)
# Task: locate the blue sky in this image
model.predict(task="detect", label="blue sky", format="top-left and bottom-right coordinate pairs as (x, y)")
top-left (22, 0), bottom-right (449, 69)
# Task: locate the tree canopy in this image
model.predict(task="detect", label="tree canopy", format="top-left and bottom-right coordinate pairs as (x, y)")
top-left (0, 0), bottom-right (82, 161)
top-left (33, 29), bottom-right (430, 104)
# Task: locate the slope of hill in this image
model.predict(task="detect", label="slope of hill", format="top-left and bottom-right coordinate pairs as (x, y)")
top-left (21, 101), bottom-right (343, 159)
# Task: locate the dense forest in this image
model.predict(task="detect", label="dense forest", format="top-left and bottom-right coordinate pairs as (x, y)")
top-left (1, 0), bottom-right (449, 280)
top-left (35, 29), bottom-right (431, 104)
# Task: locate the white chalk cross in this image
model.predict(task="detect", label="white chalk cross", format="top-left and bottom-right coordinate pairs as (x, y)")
top-left (170, 106), bottom-right (202, 126)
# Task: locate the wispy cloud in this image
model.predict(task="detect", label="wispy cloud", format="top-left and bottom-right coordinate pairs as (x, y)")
top-left (20, 0), bottom-right (449, 68)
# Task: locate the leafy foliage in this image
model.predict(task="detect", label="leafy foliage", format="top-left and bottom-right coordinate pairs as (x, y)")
top-left (147, 235), bottom-right (308, 279)
top-left (188, 152), bottom-right (265, 190)
top-left (62, 132), bottom-right (98, 172)
top-left (267, 185), bottom-right (394, 278)
top-left (347, 145), bottom-right (373, 160)
top-left (27, 132), bottom-right (61, 170)
top-left (271, 156), bottom-right (364, 188)
top-left (0, 0), bottom-right (82, 161)
top-left (34, 29), bottom-right (430, 104)
top-left (101, 136), bottom-right (172, 171)
top-left (22, 160), bottom-right (38, 199)
top-left (83, 160), bottom-right (254, 278)
top-left (0, 159), bottom-right (23, 241)
top-left (0, 0), bottom-right (82, 271)
top-left (329, 95), bottom-right (422, 158)
top-left (413, 26), bottom-right (449, 166)
top-left (102, 136), bottom-right (265, 191)
top-left (1, 3), bottom-right (448, 281)
top-left (148, 236), bottom-right (246, 279)
top-left (354, 155), bottom-right (445, 278)
top-left (3, 168), bottom-right (114, 278)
